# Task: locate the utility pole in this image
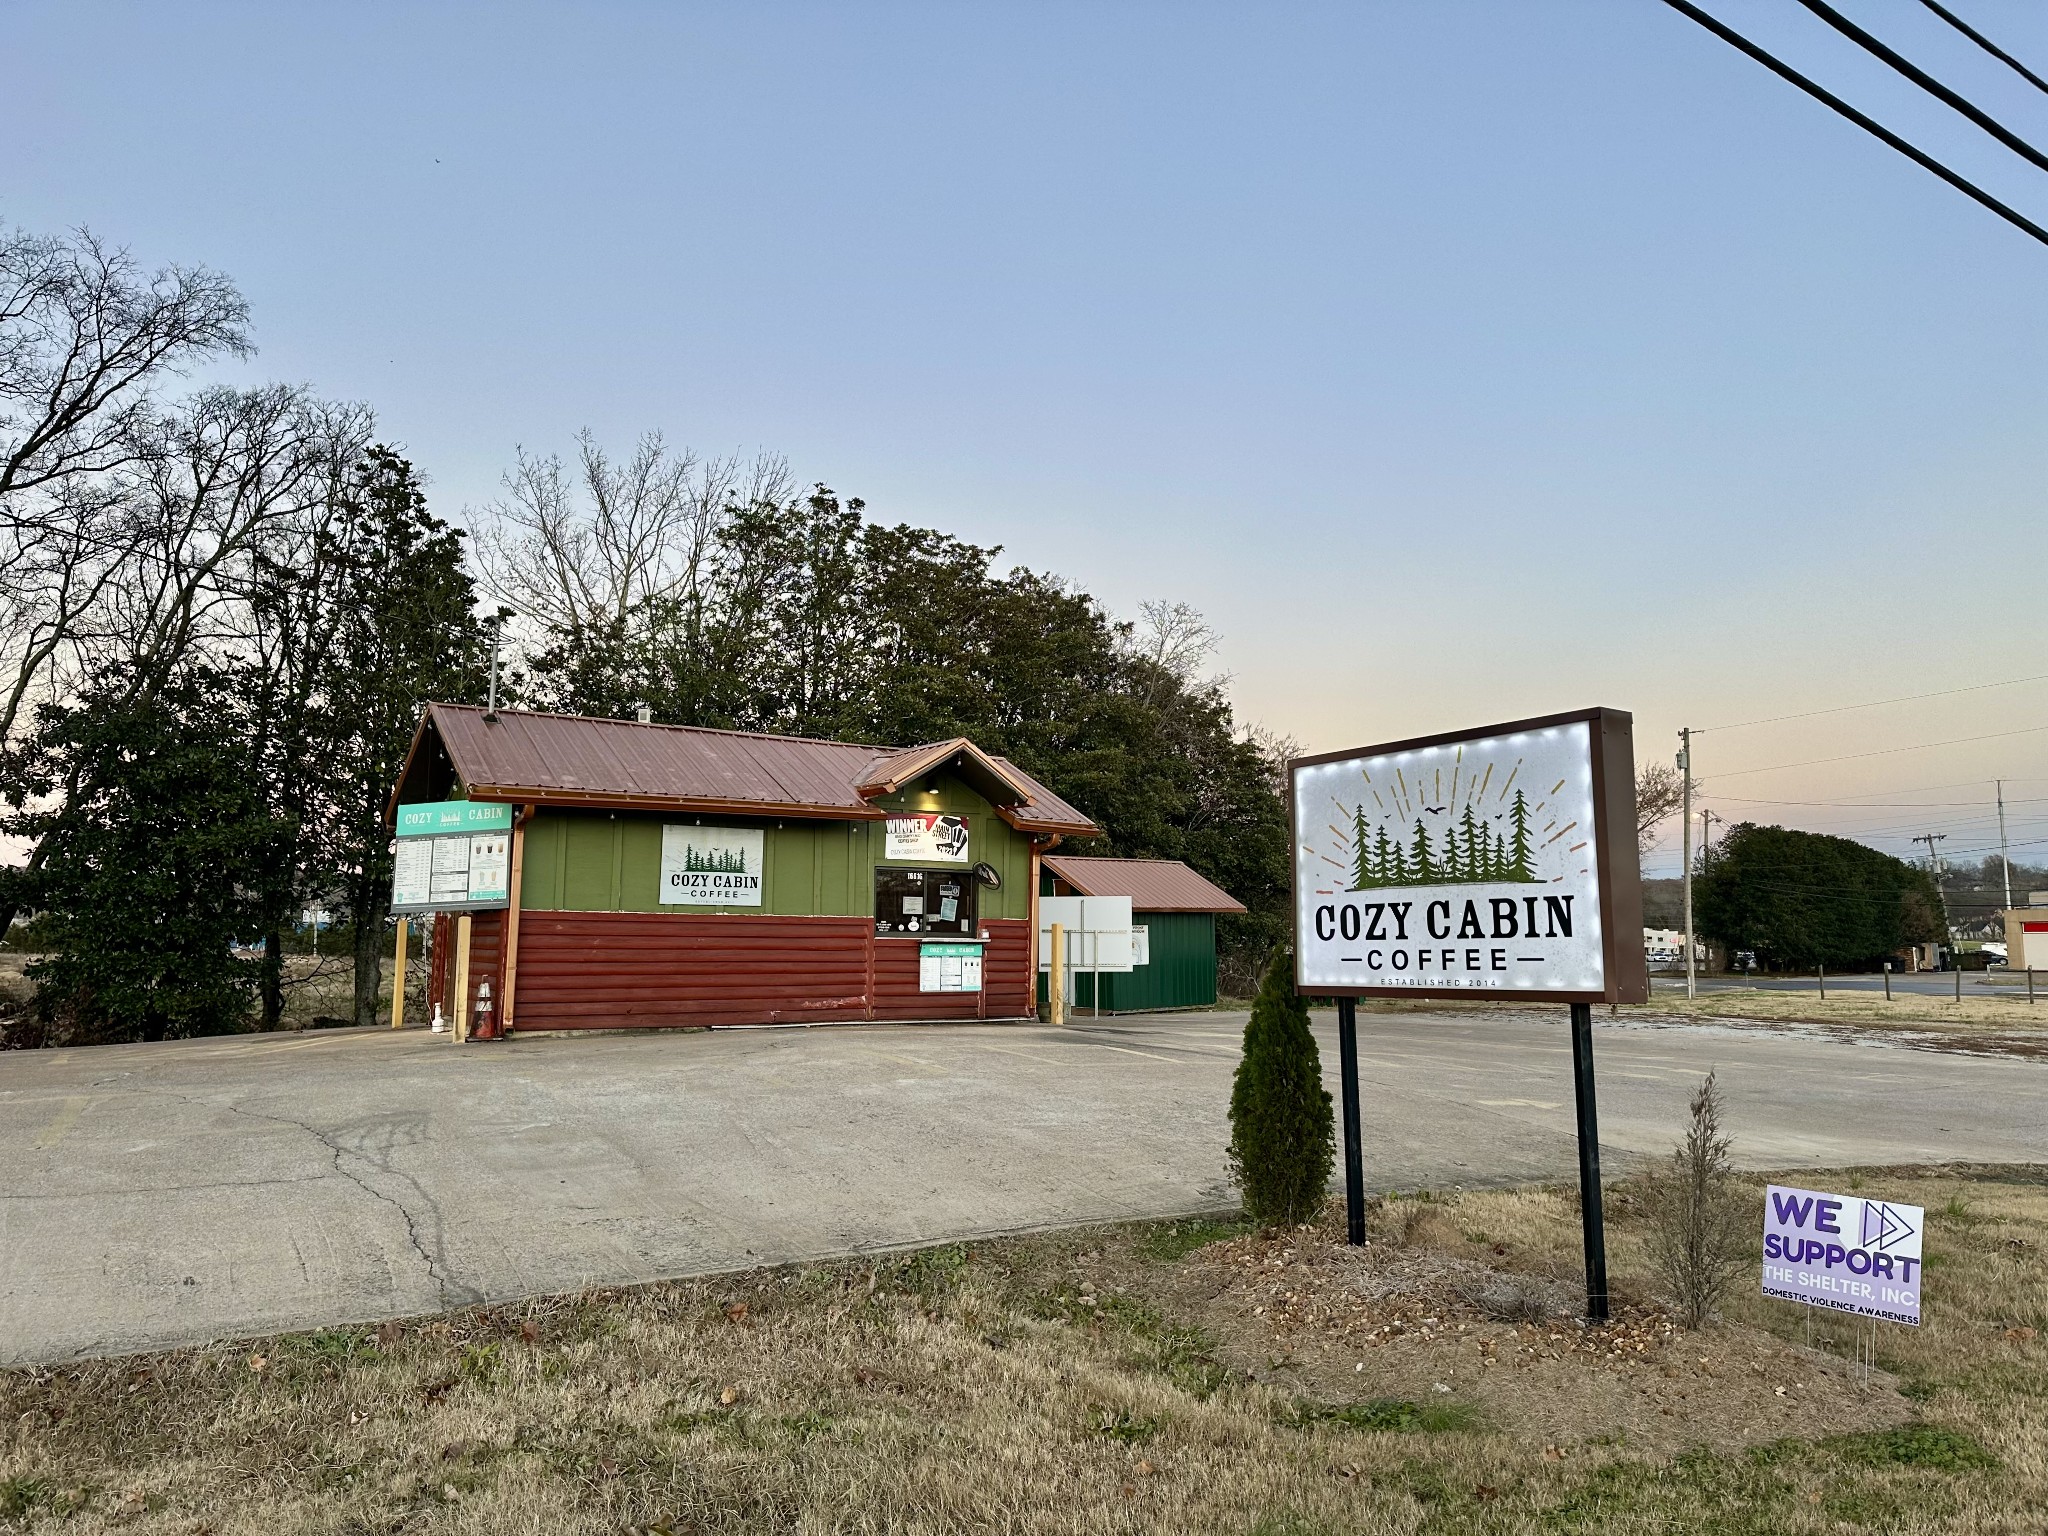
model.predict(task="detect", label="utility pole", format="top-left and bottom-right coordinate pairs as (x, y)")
top-left (1700, 809), bottom-right (1720, 866)
top-left (1912, 831), bottom-right (1947, 968)
top-left (1997, 780), bottom-right (2013, 911)
top-left (484, 611), bottom-right (505, 723)
top-left (1679, 729), bottom-right (1695, 1000)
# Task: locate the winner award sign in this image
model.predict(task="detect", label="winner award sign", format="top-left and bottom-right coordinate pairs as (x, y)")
top-left (1291, 708), bottom-right (1647, 1004)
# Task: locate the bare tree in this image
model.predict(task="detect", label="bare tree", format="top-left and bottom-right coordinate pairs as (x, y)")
top-left (0, 385), bottom-right (367, 946)
top-left (0, 224), bottom-right (250, 499)
top-left (0, 225), bottom-right (252, 754)
top-left (1636, 761), bottom-right (1701, 859)
top-left (1132, 598), bottom-right (1217, 681)
top-left (1245, 722), bottom-right (1303, 797)
top-left (470, 430), bottom-right (792, 649)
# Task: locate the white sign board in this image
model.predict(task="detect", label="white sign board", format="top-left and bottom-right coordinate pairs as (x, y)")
top-left (1293, 711), bottom-right (1643, 1001)
top-left (919, 942), bottom-right (984, 992)
top-left (884, 813), bottom-right (970, 862)
top-left (660, 826), bottom-right (765, 905)
top-left (391, 831), bottom-right (510, 913)
top-left (1763, 1184), bottom-right (1923, 1326)
top-left (1038, 895), bottom-right (1134, 972)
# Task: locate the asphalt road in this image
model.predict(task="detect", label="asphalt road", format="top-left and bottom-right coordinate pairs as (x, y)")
top-left (2, 1009), bottom-right (2042, 1365)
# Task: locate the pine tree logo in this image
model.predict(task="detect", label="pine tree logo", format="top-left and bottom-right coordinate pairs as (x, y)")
top-left (682, 843), bottom-right (750, 874)
top-left (1341, 757), bottom-right (1550, 891)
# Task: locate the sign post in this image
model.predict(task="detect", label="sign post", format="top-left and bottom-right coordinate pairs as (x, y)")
top-left (1569, 1001), bottom-right (1610, 1318)
top-left (1335, 996), bottom-right (1366, 1246)
top-left (1290, 707), bottom-right (1647, 1315)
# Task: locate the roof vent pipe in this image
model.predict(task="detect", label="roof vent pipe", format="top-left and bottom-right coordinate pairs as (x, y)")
top-left (634, 702), bottom-right (652, 724)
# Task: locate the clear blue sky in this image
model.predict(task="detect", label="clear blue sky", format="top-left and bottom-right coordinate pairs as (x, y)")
top-left (12, 1), bottom-right (2048, 874)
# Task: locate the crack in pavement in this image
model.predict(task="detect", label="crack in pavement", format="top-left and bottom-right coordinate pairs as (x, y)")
top-left (132, 1085), bottom-right (481, 1309)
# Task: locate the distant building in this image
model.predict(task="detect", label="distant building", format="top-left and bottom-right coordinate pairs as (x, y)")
top-left (2003, 891), bottom-right (2048, 971)
top-left (1643, 927), bottom-right (1701, 967)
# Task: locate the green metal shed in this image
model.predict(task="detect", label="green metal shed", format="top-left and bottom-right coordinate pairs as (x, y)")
top-left (1038, 856), bottom-right (1246, 1013)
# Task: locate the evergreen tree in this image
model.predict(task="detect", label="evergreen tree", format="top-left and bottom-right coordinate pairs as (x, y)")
top-left (310, 448), bottom-right (492, 1026)
top-left (1441, 822), bottom-right (1462, 881)
top-left (1375, 825), bottom-right (1399, 885)
top-left (9, 671), bottom-right (283, 1044)
top-left (1696, 823), bottom-right (1947, 969)
top-left (1227, 949), bottom-right (1335, 1228)
top-left (1351, 808), bottom-right (1374, 890)
top-left (1508, 790), bottom-right (1536, 881)
top-left (1459, 807), bottom-right (1484, 879)
top-left (1409, 818), bottom-right (1437, 883)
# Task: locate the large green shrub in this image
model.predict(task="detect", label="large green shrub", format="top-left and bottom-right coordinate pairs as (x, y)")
top-left (1227, 950), bottom-right (1334, 1227)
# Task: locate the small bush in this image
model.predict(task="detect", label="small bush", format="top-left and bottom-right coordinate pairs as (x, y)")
top-left (1227, 950), bottom-right (1334, 1228)
top-left (1646, 1071), bottom-right (1749, 1328)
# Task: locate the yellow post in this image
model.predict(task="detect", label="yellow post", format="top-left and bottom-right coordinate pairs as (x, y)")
top-left (390, 917), bottom-right (408, 1029)
top-left (1049, 922), bottom-right (1066, 1027)
top-left (452, 913), bottom-right (473, 1044)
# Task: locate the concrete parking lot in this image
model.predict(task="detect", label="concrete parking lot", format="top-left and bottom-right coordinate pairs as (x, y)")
top-left (3, 1008), bottom-right (2042, 1365)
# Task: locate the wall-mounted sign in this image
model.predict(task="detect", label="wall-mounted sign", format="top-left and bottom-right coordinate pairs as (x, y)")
top-left (391, 801), bottom-right (512, 914)
top-left (660, 826), bottom-right (765, 906)
top-left (1763, 1184), bottom-right (1922, 1326)
top-left (919, 941), bottom-right (984, 992)
top-left (1291, 708), bottom-right (1646, 1003)
top-left (395, 800), bottom-right (513, 838)
top-left (885, 813), bottom-right (969, 863)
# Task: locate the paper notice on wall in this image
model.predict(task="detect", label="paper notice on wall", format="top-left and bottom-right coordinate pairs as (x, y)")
top-left (919, 942), bottom-right (983, 992)
top-left (885, 813), bottom-right (969, 862)
top-left (429, 835), bottom-right (472, 905)
top-left (467, 834), bottom-right (510, 903)
top-left (392, 839), bottom-right (433, 909)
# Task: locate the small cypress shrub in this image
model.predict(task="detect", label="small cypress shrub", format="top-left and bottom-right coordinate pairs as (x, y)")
top-left (1228, 949), bottom-right (1335, 1227)
top-left (1646, 1071), bottom-right (1749, 1328)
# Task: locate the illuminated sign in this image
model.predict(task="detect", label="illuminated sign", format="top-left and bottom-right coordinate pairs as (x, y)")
top-left (1291, 709), bottom-right (1646, 1003)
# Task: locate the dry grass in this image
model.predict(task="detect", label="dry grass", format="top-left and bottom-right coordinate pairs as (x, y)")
top-left (2, 1166), bottom-right (2042, 1535)
top-left (1625, 987), bottom-right (2048, 1057)
top-left (0, 950), bottom-right (420, 1034)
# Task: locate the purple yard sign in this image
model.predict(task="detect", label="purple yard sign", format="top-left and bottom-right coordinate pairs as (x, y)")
top-left (1762, 1184), bottom-right (1924, 1327)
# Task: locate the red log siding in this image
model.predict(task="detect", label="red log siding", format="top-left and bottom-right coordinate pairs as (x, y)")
top-left (467, 910), bottom-right (507, 1039)
top-left (510, 913), bottom-right (1033, 1031)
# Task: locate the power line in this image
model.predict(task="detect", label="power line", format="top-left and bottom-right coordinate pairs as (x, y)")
top-left (1699, 671), bottom-right (2048, 732)
top-left (1656, 0), bottom-right (2048, 249)
top-left (1705, 793), bottom-right (2048, 808)
top-left (1709, 723), bottom-right (2048, 779)
top-left (1792, 0), bottom-right (2048, 175)
top-left (1917, 0), bottom-right (2048, 97)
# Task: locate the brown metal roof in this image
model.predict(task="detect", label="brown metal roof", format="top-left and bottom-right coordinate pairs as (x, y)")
top-left (401, 705), bottom-right (1100, 837)
top-left (1041, 856), bottom-right (1246, 913)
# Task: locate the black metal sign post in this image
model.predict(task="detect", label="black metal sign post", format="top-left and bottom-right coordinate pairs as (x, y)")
top-left (1336, 996), bottom-right (1366, 1245)
top-left (1569, 1001), bottom-right (1610, 1320)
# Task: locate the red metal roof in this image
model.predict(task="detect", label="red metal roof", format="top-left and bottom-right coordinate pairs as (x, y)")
top-left (1041, 856), bottom-right (1246, 913)
top-left (405, 705), bottom-right (1100, 837)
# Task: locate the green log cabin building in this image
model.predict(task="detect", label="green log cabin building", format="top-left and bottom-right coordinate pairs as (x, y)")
top-left (390, 705), bottom-right (1099, 1035)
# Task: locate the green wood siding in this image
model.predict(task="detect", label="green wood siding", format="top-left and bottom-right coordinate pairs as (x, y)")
top-left (519, 769), bottom-right (1032, 921)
